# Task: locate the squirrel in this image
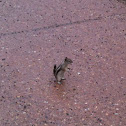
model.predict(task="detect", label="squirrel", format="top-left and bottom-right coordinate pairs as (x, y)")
top-left (53, 57), bottom-right (73, 84)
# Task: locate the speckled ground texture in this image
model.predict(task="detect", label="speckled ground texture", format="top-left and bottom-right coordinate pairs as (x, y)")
top-left (0, 0), bottom-right (126, 126)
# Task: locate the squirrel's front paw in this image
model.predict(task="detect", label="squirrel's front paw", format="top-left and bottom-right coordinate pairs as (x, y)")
top-left (61, 78), bottom-right (66, 80)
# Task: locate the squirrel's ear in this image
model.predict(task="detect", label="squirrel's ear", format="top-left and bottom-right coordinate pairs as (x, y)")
top-left (65, 57), bottom-right (68, 61)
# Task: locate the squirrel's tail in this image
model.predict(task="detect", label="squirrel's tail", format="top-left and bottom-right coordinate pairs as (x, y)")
top-left (53, 64), bottom-right (56, 75)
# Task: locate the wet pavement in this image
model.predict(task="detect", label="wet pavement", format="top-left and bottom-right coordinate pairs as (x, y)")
top-left (0, 0), bottom-right (126, 126)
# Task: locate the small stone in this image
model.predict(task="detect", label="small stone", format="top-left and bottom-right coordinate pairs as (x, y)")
top-left (114, 113), bottom-right (118, 115)
top-left (44, 101), bottom-right (48, 104)
top-left (106, 113), bottom-right (109, 116)
top-left (2, 58), bottom-right (6, 61)
top-left (23, 111), bottom-right (26, 114)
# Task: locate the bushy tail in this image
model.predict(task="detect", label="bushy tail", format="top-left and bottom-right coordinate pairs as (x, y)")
top-left (53, 64), bottom-right (56, 75)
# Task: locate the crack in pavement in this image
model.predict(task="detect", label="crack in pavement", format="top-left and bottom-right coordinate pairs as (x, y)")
top-left (0, 17), bottom-right (102, 38)
top-left (0, 13), bottom-right (125, 38)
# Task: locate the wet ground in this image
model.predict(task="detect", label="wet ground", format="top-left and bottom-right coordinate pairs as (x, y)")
top-left (0, 0), bottom-right (126, 126)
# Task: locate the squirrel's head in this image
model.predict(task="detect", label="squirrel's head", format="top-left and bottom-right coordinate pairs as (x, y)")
top-left (65, 57), bottom-right (73, 64)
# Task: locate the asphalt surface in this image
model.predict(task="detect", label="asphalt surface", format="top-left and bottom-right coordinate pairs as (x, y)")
top-left (0, 0), bottom-right (126, 126)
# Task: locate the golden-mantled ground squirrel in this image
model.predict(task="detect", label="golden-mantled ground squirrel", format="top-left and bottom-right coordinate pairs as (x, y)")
top-left (53, 57), bottom-right (73, 84)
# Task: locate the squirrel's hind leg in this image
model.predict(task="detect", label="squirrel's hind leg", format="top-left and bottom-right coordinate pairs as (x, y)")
top-left (57, 75), bottom-right (62, 84)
